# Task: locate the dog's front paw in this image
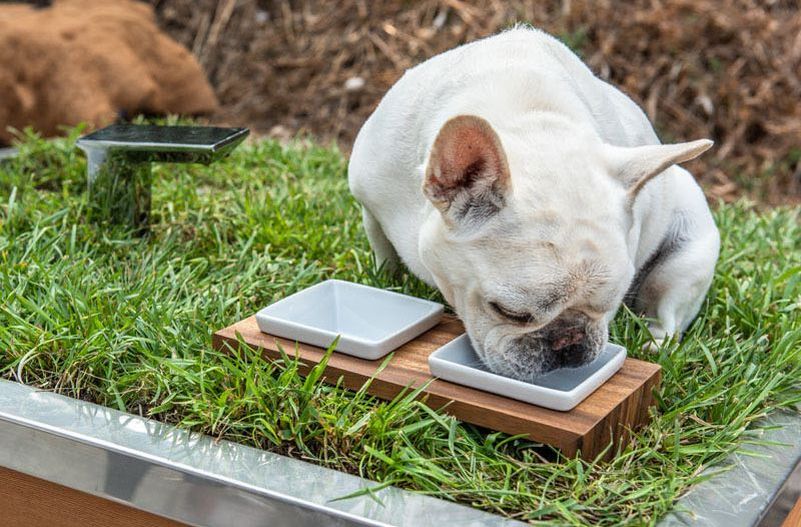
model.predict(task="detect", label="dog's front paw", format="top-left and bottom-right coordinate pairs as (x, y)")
top-left (642, 324), bottom-right (669, 352)
top-left (641, 337), bottom-right (667, 352)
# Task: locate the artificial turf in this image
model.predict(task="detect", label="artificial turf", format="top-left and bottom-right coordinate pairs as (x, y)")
top-left (1, 128), bottom-right (800, 525)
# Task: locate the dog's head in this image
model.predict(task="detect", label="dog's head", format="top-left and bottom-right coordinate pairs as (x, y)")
top-left (419, 114), bottom-right (711, 380)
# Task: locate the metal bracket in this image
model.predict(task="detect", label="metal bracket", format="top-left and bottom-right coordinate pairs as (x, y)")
top-left (76, 124), bottom-right (249, 233)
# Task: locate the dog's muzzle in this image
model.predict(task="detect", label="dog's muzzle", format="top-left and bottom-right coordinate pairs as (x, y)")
top-left (511, 312), bottom-right (606, 374)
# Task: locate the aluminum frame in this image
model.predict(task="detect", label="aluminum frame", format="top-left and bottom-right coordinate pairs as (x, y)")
top-left (2, 378), bottom-right (799, 526)
top-left (0, 379), bottom-right (524, 527)
top-left (658, 410), bottom-right (801, 526)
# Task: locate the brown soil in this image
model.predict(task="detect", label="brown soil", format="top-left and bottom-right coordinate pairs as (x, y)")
top-left (0, 0), bottom-right (217, 144)
top-left (152, 0), bottom-right (801, 204)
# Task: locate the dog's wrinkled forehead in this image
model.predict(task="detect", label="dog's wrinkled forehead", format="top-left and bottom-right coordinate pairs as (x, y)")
top-left (494, 266), bottom-right (607, 312)
top-left (433, 214), bottom-right (629, 319)
top-left (474, 197), bottom-right (628, 267)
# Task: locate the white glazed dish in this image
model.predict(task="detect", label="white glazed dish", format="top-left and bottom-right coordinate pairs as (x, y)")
top-left (256, 279), bottom-right (444, 360)
top-left (428, 334), bottom-right (627, 411)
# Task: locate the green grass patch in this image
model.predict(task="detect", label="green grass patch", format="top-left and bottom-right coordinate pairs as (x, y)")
top-left (1, 129), bottom-right (800, 525)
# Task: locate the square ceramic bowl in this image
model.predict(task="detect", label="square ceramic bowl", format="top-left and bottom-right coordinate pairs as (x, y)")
top-left (428, 334), bottom-right (627, 411)
top-left (256, 280), bottom-right (444, 360)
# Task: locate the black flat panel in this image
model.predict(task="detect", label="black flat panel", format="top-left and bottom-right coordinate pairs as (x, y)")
top-left (79, 125), bottom-right (249, 152)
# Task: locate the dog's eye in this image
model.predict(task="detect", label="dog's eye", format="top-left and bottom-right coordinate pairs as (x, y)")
top-left (489, 301), bottom-right (533, 324)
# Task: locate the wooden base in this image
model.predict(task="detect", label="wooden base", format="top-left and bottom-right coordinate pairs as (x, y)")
top-left (213, 315), bottom-right (661, 460)
top-left (783, 496), bottom-right (801, 527)
top-left (0, 467), bottom-right (186, 527)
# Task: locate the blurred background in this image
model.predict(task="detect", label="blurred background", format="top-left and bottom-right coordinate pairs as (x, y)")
top-left (1, 0), bottom-right (800, 204)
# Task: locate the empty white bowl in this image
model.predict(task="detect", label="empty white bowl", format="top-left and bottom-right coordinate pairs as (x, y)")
top-left (428, 334), bottom-right (627, 411)
top-left (256, 280), bottom-right (444, 360)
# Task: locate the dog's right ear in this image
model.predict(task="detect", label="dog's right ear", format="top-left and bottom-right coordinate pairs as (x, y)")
top-left (605, 139), bottom-right (713, 198)
top-left (423, 115), bottom-right (511, 227)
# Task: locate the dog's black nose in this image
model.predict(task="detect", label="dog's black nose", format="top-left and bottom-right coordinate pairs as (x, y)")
top-left (542, 314), bottom-right (587, 349)
top-left (512, 312), bottom-right (601, 373)
top-left (541, 314), bottom-right (593, 368)
top-left (549, 328), bottom-right (586, 351)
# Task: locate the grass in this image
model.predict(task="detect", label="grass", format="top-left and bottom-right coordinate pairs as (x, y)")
top-left (1, 128), bottom-right (800, 525)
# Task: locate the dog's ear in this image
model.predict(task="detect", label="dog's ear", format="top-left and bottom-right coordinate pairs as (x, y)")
top-left (606, 139), bottom-right (713, 197)
top-left (423, 115), bottom-right (511, 226)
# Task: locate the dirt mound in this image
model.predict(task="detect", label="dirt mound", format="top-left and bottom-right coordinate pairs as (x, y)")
top-left (0, 0), bottom-right (218, 145)
top-left (153, 0), bottom-right (801, 204)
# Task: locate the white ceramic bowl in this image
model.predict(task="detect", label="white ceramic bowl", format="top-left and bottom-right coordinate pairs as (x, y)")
top-left (428, 334), bottom-right (627, 411)
top-left (256, 280), bottom-right (444, 360)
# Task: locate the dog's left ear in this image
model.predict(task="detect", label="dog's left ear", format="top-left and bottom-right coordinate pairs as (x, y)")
top-left (605, 139), bottom-right (713, 197)
top-left (423, 115), bottom-right (511, 226)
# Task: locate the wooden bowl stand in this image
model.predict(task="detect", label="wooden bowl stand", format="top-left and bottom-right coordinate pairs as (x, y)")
top-left (213, 315), bottom-right (661, 460)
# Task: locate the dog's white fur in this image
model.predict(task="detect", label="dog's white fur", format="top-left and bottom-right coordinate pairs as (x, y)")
top-left (349, 28), bottom-right (719, 380)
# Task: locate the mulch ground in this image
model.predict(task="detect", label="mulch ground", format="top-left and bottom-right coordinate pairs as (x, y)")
top-left (151, 0), bottom-right (801, 204)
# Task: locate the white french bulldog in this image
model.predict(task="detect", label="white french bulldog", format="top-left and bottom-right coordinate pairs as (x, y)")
top-left (348, 27), bottom-right (719, 381)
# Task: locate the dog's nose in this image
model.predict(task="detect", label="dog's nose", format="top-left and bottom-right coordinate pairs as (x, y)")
top-left (550, 328), bottom-right (586, 351)
top-left (541, 314), bottom-right (588, 351)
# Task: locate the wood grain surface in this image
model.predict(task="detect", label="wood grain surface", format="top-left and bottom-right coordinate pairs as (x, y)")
top-left (0, 467), bottom-right (186, 527)
top-left (783, 496), bottom-right (801, 527)
top-left (214, 315), bottom-right (661, 459)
